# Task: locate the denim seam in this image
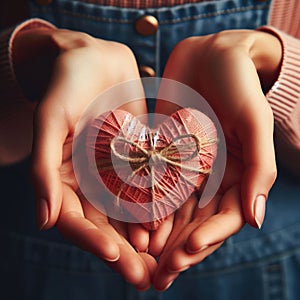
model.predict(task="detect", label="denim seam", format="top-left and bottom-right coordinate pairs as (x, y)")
top-left (31, 3), bottom-right (269, 25)
top-left (155, 28), bottom-right (160, 76)
top-left (185, 245), bottom-right (300, 278)
top-left (281, 261), bottom-right (288, 300)
top-left (31, 7), bottom-right (134, 24)
top-left (159, 4), bottom-right (270, 25)
top-left (264, 263), bottom-right (284, 300)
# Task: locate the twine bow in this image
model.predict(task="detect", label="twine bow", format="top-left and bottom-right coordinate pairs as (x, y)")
top-left (110, 133), bottom-right (212, 173)
top-left (96, 132), bottom-right (214, 209)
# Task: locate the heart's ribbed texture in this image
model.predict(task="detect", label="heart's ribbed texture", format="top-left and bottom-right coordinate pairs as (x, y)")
top-left (86, 108), bottom-right (217, 230)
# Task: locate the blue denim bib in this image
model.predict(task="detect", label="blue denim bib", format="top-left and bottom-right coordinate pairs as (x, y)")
top-left (29, 0), bottom-right (271, 76)
top-left (2, 1), bottom-right (300, 299)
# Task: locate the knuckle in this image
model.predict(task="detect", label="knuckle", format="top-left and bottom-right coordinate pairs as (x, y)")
top-left (208, 30), bottom-right (234, 52)
top-left (207, 30), bottom-right (255, 62)
top-left (101, 41), bottom-right (137, 68)
top-left (188, 232), bottom-right (205, 250)
top-left (176, 36), bottom-right (195, 48)
top-left (114, 42), bottom-right (136, 62)
top-left (167, 36), bottom-right (198, 62)
top-left (169, 250), bottom-right (187, 271)
top-left (102, 40), bottom-right (131, 55)
top-left (51, 29), bottom-right (96, 50)
top-left (210, 29), bottom-right (252, 50)
top-left (176, 36), bottom-right (198, 54)
top-left (115, 42), bottom-right (134, 55)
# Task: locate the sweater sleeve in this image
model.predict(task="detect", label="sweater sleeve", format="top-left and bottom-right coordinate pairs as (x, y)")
top-left (0, 19), bottom-right (56, 164)
top-left (0, 18), bottom-right (56, 109)
top-left (257, 25), bottom-right (300, 174)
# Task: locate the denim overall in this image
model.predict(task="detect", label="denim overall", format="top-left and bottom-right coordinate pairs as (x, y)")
top-left (1, 1), bottom-right (300, 299)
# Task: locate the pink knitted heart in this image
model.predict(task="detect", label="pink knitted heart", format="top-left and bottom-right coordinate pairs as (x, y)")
top-left (86, 108), bottom-right (217, 230)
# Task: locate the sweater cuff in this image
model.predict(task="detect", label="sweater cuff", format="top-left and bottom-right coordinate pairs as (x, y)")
top-left (257, 26), bottom-right (300, 124)
top-left (0, 18), bottom-right (56, 106)
top-left (257, 25), bottom-right (300, 174)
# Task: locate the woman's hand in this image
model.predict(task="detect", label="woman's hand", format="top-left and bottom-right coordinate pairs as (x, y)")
top-left (153, 29), bottom-right (281, 290)
top-left (13, 27), bottom-right (155, 289)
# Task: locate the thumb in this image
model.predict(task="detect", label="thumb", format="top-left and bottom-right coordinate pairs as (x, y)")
top-left (31, 101), bottom-right (68, 230)
top-left (239, 103), bottom-right (277, 229)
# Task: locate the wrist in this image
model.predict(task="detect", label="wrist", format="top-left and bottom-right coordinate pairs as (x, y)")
top-left (251, 30), bottom-right (283, 93)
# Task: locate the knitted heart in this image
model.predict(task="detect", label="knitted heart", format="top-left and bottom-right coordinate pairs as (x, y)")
top-left (86, 108), bottom-right (217, 230)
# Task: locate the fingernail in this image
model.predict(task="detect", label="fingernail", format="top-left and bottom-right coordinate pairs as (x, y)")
top-left (105, 254), bottom-right (120, 262)
top-left (135, 247), bottom-right (148, 253)
top-left (38, 198), bottom-right (49, 230)
top-left (186, 244), bottom-right (209, 254)
top-left (254, 195), bottom-right (266, 229)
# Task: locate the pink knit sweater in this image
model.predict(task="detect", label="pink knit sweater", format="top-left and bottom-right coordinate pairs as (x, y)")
top-left (0, 0), bottom-right (300, 172)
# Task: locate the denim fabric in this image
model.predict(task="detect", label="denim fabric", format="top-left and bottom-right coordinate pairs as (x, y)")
top-left (1, 0), bottom-right (300, 299)
top-left (29, 0), bottom-right (271, 76)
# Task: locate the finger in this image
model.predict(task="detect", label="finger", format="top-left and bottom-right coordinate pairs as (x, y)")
top-left (239, 104), bottom-right (277, 228)
top-left (31, 55), bottom-right (82, 230)
top-left (106, 243), bottom-right (152, 291)
top-left (57, 186), bottom-right (120, 262)
top-left (128, 223), bottom-right (150, 252)
top-left (154, 185), bottom-right (243, 291)
top-left (153, 243), bottom-right (222, 291)
top-left (81, 197), bottom-right (152, 290)
top-left (162, 194), bottom-right (199, 254)
top-left (31, 101), bottom-right (68, 229)
top-left (149, 214), bottom-right (174, 257)
top-left (150, 190), bottom-right (217, 258)
top-left (138, 252), bottom-right (157, 279)
top-left (152, 195), bottom-right (208, 290)
top-left (224, 53), bottom-right (277, 228)
top-left (186, 184), bottom-right (244, 254)
top-left (155, 192), bottom-right (220, 275)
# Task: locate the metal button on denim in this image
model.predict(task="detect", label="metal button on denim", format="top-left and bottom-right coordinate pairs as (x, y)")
top-left (135, 15), bottom-right (159, 36)
top-left (139, 66), bottom-right (156, 77)
top-left (35, 0), bottom-right (52, 4)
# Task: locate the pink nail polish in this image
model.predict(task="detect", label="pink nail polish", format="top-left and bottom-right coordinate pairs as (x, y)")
top-left (254, 195), bottom-right (266, 229)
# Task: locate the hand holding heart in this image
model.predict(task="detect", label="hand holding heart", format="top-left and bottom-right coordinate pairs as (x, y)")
top-left (16, 27), bottom-right (153, 290)
top-left (151, 29), bottom-right (281, 290)
top-left (15, 27), bottom-right (282, 290)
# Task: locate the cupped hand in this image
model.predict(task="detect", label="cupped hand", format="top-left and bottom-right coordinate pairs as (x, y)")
top-left (153, 29), bottom-right (281, 290)
top-left (13, 27), bottom-right (156, 289)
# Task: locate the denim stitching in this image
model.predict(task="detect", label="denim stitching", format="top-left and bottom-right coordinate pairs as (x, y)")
top-left (31, 7), bottom-right (134, 24)
top-left (159, 4), bottom-right (270, 25)
top-left (31, 3), bottom-right (269, 25)
top-left (183, 246), bottom-right (300, 278)
top-left (3, 230), bottom-right (300, 274)
top-left (264, 263), bottom-right (284, 300)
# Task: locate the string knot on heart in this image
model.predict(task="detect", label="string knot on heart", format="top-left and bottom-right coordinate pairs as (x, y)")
top-left (86, 108), bottom-right (218, 230)
top-left (111, 133), bottom-right (203, 171)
